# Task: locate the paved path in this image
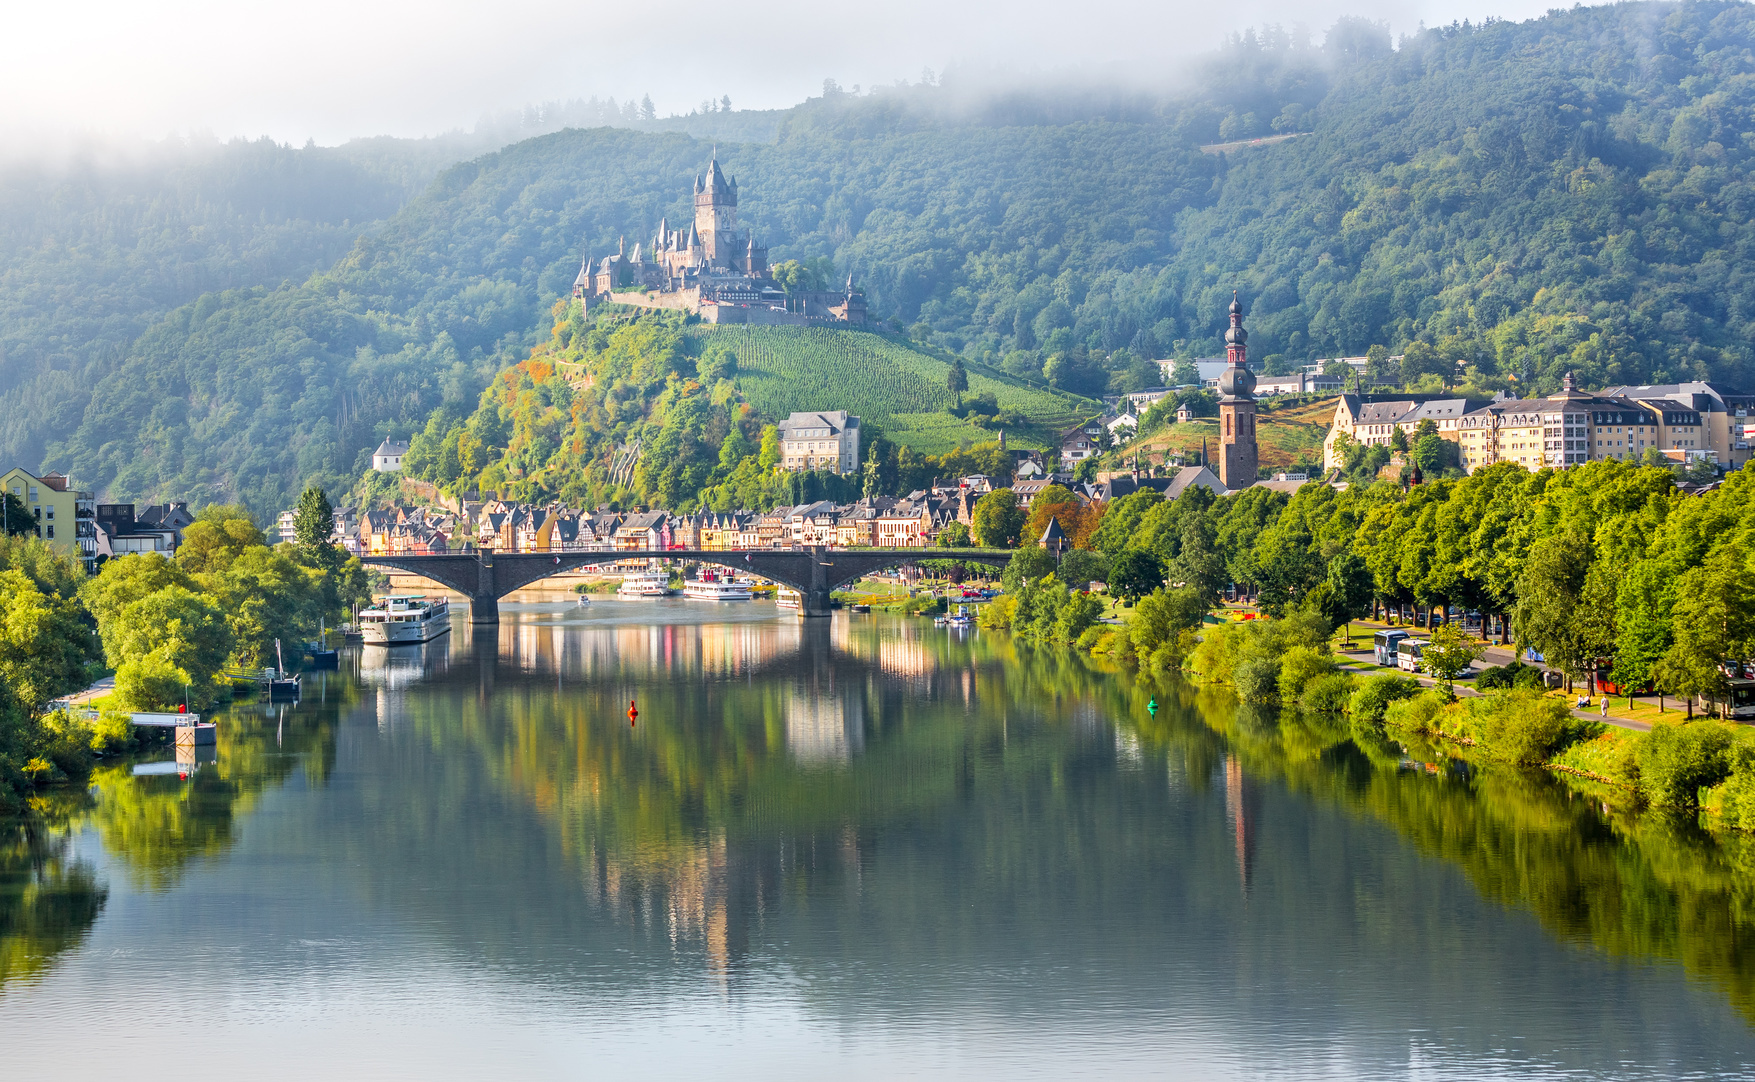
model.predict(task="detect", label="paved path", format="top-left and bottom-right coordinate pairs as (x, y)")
top-left (1330, 646), bottom-right (1653, 733)
top-left (60, 675), bottom-right (114, 707)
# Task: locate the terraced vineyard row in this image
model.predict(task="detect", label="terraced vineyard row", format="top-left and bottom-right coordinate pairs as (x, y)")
top-left (687, 325), bottom-right (1093, 450)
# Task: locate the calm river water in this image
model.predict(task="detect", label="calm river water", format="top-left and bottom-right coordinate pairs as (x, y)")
top-left (4, 602), bottom-right (1755, 1079)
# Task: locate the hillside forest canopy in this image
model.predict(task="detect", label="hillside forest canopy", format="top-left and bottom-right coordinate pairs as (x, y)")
top-left (4, 3), bottom-right (1755, 515)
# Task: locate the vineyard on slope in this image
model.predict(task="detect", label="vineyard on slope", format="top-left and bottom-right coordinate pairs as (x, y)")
top-left (686, 325), bottom-right (1095, 453)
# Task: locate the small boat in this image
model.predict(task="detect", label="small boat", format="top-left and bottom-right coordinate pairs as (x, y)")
top-left (307, 620), bottom-right (339, 669)
top-left (684, 570), bottom-right (754, 601)
top-left (850, 603), bottom-right (871, 614)
top-left (943, 605), bottom-right (975, 628)
top-left (340, 625), bottom-right (364, 643)
top-left (268, 641), bottom-right (301, 700)
top-left (618, 572), bottom-right (673, 598)
top-left (360, 595), bottom-right (452, 645)
top-left (576, 594), bottom-right (591, 606)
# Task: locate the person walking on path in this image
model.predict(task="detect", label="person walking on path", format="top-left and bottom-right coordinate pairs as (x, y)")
top-left (1601, 697), bottom-right (1609, 719)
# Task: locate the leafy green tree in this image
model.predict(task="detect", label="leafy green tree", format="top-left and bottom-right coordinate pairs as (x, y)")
top-left (1613, 558), bottom-right (1672, 705)
top-left (1001, 547), bottom-right (1054, 592)
top-left (293, 484), bottom-right (340, 575)
top-left (1657, 544), bottom-right (1755, 718)
top-left (1074, 458), bottom-right (1099, 483)
top-left (972, 489), bottom-right (1026, 548)
top-left (0, 495), bottom-right (33, 538)
top-left (1108, 550), bottom-right (1164, 602)
top-left (1513, 531), bottom-right (1593, 686)
top-left (1058, 549), bottom-right (1109, 588)
top-left (936, 522), bottom-right (971, 548)
top-left (0, 570), bottom-right (98, 711)
top-left (211, 547), bottom-right (323, 667)
top-left (1422, 622), bottom-right (1486, 694)
top-left (177, 509), bottom-right (265, 575)
top-left (1322, 551), bottom-right (1374, 638)
top-left (946, 359), bottom-right (968, 409)
top-left (105, 586), bottom-right (233, 709)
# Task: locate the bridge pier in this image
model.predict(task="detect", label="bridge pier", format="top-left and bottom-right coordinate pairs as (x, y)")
top-left (468, 594), bottom-right (500, 624)
top-left (800, 546), bottom-right (834, 618)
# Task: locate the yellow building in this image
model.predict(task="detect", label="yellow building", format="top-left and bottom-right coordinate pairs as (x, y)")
top-left (1326, 373), bottom-right (1750, 474)
top-left (0, 468), bottom-right (96, 569)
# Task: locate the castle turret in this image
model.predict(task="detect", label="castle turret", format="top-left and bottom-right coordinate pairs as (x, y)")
top-left (1217, 291), bottom-right (1257, 490)
top-left (695, 155), bottom-right (739, 267)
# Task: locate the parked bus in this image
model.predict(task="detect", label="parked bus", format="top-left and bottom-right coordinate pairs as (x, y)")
top-left (1396, 638), bottom-right (1429, 674)
top-left (1375, 629), bottom-right (1410, 667)
top-left (1727, 678), bottom-right (1755, 721)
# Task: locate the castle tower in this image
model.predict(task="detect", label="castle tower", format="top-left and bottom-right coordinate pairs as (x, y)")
top-left (694, 155), bottom-right (738, 268)
top-left (1217, 291), bottom-right (1258, 490)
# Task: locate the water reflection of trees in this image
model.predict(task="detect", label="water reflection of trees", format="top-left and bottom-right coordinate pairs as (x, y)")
top-left (421, 615), bottom-right (1755, 1022)
top-left (84, 679), bottom-right (352, 890)
top-left (0, 800), bottom-right (106, 990)
top-left (1129, 674), bottom-right (1755, 1024)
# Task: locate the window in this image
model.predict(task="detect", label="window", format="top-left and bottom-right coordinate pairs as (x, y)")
top-left (45, 525), bottom-right (53, 539)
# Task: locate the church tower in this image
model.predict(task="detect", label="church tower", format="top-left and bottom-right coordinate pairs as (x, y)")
top-left (1217, 292), bottom-right (1258, 490)
top-left (694, 155), bottom-right (738, 268)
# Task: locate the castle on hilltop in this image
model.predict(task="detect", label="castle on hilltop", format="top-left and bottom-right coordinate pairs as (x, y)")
top-left (572, 155), bottom-right (866, 326)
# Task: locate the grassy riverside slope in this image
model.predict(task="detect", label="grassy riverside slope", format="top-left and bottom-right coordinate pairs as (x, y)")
top-left (1126, 395), bottom-right (1334, 472)
top-left (685, 325), bottom-right (1095, 452)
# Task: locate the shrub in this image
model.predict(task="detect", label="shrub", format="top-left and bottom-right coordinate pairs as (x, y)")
top-left (1638, 721), bottom-right (1734, 807)
top-left (1278, 646), bottom-right (1339, 703)
top-left (1383, 689), bottom-right (1449, 737)
top-left (1234, 657), bottom-right (1283, 703)
top-left (1475, 661), bottom-right (1545, 690)
top-left (977, 595), bottom-right (1017, 629)
top-left (1705, 742), bottom-right (1755, 829)
top-left (1349, 672), bottom-right (1422, 728)
top-left (1464, 691), bottom-right (1575, 764)
top-left (1299, 671), bottom-right (1355, 715)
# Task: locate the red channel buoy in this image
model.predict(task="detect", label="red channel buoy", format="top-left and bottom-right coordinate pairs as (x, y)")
top-left (628, 699), bottom-right (638, 728)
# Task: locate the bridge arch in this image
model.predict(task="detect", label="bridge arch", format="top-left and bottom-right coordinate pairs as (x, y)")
top-left (360, 547), bottom-right (1017, 622)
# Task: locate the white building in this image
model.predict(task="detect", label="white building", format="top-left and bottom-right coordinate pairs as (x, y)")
top-left (276, 509), bottom-right (298, 544)
top-left (778, 411), bottom-right (861, 473)
top-left (372, 438), bottom-right (409, 472)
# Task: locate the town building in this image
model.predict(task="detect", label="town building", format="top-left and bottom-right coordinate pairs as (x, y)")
top-left (1324, 373), bottom-right (1749, 473)
top-left (573, 156), bottom-right (866, 326)
top-left (93, 502), bottom-right (184, 561)
top-left (0, 468), bottom-right (97, 569)
top-left (372, 439), bottom-right (409, 472)
top-left (778, 411), bottom-right (861, 473)
top-left (1216, 294), bottom-right (1259, 490)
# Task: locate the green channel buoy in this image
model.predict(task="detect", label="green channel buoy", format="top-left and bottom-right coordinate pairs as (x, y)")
top-left (1147, 698), bottom-right (1158, 716)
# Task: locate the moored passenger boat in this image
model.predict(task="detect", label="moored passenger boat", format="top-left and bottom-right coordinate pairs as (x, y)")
top-left (359, 595), bottom-right (452, 645)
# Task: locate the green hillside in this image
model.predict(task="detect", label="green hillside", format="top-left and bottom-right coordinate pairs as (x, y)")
top-left (16, 3), bottom-right (1755, 513)
top-left (687, 325), bottom-right (1092, 452)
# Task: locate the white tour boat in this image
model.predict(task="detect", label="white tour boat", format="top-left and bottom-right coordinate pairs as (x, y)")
top-left (359, 595), bottom-right (451, 646)
top-left (776, 587), bottom-right (801, 611)
top-left (683, 571), bottom-right (754, 601)
top-left (618, 571), bottom-right (673, 598)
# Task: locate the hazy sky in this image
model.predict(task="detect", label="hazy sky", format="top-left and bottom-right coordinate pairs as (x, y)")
top-left (4, 0), bottom-right (1565, 147)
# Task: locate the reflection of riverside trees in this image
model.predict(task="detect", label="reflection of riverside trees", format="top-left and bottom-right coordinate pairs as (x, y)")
top-left (1130, 674), bottom-right (1755, 1023)
top-left (0, 806), bottom-right (106, 988)
top-left (85, 698), bottom-right (345, 890)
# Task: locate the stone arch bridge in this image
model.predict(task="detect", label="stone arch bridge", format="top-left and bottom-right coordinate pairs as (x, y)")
top-left (360, 548), bottom-right (1015, 622)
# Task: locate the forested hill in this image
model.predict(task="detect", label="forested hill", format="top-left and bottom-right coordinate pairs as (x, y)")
top-left (22, 1), bottom-right (1755, 514)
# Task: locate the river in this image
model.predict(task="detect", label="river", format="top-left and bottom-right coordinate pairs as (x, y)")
top-left (3, 602), bottom-right (1755, 1079)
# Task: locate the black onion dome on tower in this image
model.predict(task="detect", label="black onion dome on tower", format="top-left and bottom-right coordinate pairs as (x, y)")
top-left (1218, 291), bottom-right (1255, 400)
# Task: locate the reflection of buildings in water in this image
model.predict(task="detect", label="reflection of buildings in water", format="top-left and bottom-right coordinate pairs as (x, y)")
top-left (492, 615), bottom-right (804, 680)
top-left (1224, 755), bottom-right (1258, 898)
top-left (786, 685), bottom-right (865, 764)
